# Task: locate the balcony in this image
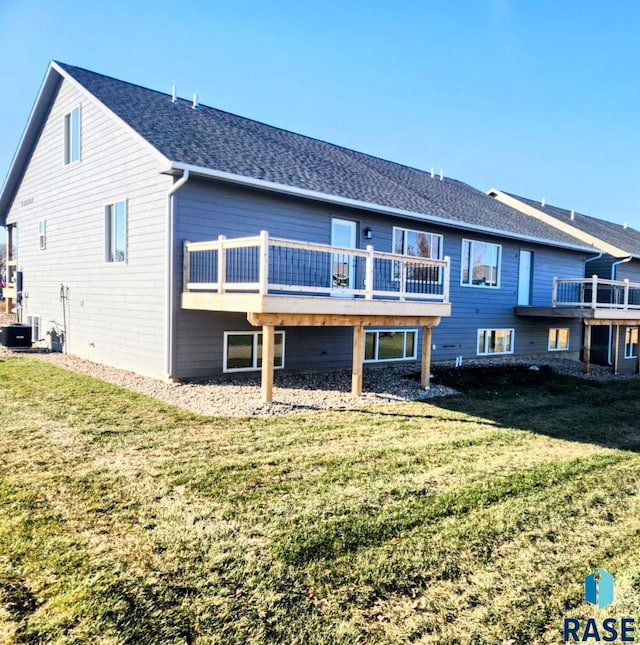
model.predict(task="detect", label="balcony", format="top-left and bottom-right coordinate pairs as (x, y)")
top-left (181, 231), bottom-right (452, 400)
top-left (182, 231), bottom-right (451, 321)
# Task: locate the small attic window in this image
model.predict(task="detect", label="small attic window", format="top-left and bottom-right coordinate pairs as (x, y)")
top-left (64, 106), bottom-right (81, 165)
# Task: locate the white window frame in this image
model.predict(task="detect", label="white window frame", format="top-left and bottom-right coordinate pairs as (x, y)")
top-left (26, 315), bottom-right (41, 342)
top-left (364, 328), bottom-right (418, 363)
top-left (461, 239), bottom-right (502, 288)
top-left (105, 199), bottom-right (127, 263)
top-left (548, 327), bottom-right (570, 351)
top-left (38, 220), bottom-right (46, 250)
top-left (392, 226), bottom-right (443, 283)
top-left (223, 330), bottom-right (286, 373)
top-left (63, 106), bottom-right (81, 165)
top-left (625, 327), bottom-right (638, 359)
top-left (477, 328), bottom-right (514, 355)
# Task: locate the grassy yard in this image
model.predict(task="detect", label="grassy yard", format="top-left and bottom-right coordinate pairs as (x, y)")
top-left (1, 357), bottom-right (640, 644)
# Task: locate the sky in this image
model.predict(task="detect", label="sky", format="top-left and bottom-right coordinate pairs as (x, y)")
top-left (2, 0), bottom-right (640, 247)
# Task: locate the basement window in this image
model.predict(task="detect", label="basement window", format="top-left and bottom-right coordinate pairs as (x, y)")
top-left (625, 327), bottom-right (638, 359)
top-left (63, 106), bottom-right (81, 165)
top-left (477, 328), bottom-right (514, 355)
top-left (548, 328), bottom-right (570, 351)
top-left (26, 315), bottom-right (41, 342)
top-left (224, 331), bottom-right (285, 372)
top-left (364, 329), bottom-right (417, 362)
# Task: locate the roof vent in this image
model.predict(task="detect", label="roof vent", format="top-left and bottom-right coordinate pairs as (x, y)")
top-left (192, 93), bottom-right (200, 111)
top-left (541, 198), bottom-right (546, 207)
top-left (624, 222), bottom-right (628, 229)
top-left (171, 86), bottom-right (177, 104)
top-left (430, 168), bottom-right (435, 179)
top-left (439, 168), bottom-right (443, 181)
top-left (570, 210), bottom-right (575, 221)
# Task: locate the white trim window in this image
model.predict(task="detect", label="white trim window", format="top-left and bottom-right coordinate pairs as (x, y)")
top-left (364, 329), bottom-right (417, 362)
top-left (224, 330), bottom-right (285, 372)
top-left (477, 328), bottom-right (514, 355)
top-left (548, 328), bottom-right (570, 351)
top-left (392, 227), bottom-right (443, 282)
top-left (625, 327), bottom-right (638, 359)
top-left (105, 200), bottom-right (127, 263)
top-left (38, 220), bottom-right (46, 250)
top-left (26, 315), bottom-right (41, 342)
top-left (461, 239), bottom-right (501, 287)
top-left (64, 106), bottom-right (81, 165)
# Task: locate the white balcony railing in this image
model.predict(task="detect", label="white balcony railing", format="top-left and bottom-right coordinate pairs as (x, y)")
top-left (184, 231), bottom-right (450, 303)
top-left (552, 275), bottom-right (640, 310)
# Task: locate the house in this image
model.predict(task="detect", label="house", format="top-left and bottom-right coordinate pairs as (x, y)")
top-left (489, 190), bottom-right (640, 373)
top-left (0, 62), bottom-right (601, 400)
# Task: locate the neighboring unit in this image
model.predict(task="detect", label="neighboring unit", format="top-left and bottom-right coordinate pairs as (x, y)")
top-left (0, 62), bottom-right (599, 399)
top-left (490, 190), bottom-right (640, 373)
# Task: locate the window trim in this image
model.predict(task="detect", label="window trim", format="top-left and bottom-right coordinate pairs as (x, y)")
top-left (392, 226), bottom-right (443, 283)
top-left (548, 327), bottom-right (570, 352)
top-left (223, 330), bottom-right (286, 373)
top-left (461, 238), bottom-right (502, 288)
top-left (26, 315), bottom-right (41, 343)
top-left (625, 327), bottom-right (638, 359)
top-left (105, 199), bottom-right (128, 264)
top-left (63, 106), bottom-right (82, 165)
top-left (477, 328), bottom-right (514, 356)
top-left (364, 328), bottom-right (418, 363)
top-left (38, 220), bottom-right (46, 250)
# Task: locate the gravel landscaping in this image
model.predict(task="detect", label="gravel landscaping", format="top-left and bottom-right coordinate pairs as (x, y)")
top-left (1, 311), bottom-right (635, 416)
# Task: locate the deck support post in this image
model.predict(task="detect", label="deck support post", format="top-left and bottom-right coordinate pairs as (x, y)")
top-left (352, 324), bottom-right (364, 396)
top-left (583, 323), bottom-right (592, 375)
top-left (613, 325), bottom-right (620, 374)
top-left (261, 324), bottom-right (275, 402)
top-left (421, 326), bottom-right (432, 389)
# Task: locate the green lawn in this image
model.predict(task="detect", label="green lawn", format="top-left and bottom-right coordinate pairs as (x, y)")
top-left (1, 357), bottom-right (639, 644)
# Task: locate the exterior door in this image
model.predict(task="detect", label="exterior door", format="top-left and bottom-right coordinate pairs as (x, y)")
top-left (331, 218), bottom-right (357, 296)
top-left (518, 250), bottom-right (533, 306)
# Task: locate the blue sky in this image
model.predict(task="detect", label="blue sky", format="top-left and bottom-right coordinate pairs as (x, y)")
top-left (2, 0), bottom-right (640, 246)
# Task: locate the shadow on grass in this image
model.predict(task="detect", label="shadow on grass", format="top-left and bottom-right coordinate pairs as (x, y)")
top-left (417, 364), bottom-right (640, 453)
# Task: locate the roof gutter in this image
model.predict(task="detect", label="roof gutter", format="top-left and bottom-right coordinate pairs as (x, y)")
top-left (165, 170), bottom-right (190, 380)
top-left (166, 162), bottom-right (593, 254)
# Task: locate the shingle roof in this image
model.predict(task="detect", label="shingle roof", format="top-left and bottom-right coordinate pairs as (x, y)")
top-left (508, 194), bottom-right (640, 259)
top-left (11, 62), bottom-right (590, 251)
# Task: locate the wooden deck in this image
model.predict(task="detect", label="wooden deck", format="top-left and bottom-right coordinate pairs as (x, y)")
top-left (181, 231), bottom-right (452, 400)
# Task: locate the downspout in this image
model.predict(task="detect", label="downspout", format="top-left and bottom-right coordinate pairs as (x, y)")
top-left (608, 256), bottom-right (632, 365)
top-left (165, 170), bottom-right (190, 379)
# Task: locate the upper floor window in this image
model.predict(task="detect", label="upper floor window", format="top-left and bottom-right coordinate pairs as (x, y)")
top-left (38, 220), bottom-right (46, 250)
top-left (105, 200), bottom-right (127, 263)
top-left (64, 107), bottom-right (81, 165)
top-left (461, 239), bottom-right (501, 288)
top-left (392, 226), bottom-right (443, 282)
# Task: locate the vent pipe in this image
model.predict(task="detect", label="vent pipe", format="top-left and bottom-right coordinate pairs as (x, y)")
top-left (439, 168), bottom-right (443, 181)
top-left (171, 86), bottom-right (177, 103)
top-left (541, 198), bottom-right (546, 207)
top-left (192, 93), bottom-right (199, 110)
top-left (624, 222), bottom-right (628, 229)
top-left (570, 210), bottom-right (575, 221)
top-left (430, 168), bottom-right (434, 179)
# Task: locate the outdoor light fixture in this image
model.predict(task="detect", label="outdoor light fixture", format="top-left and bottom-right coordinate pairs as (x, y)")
top-left (364, 227), bottom-right (373, 239)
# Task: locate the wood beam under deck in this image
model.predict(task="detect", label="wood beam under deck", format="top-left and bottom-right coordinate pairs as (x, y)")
top-left (245, 311), bottom-right (442, 402)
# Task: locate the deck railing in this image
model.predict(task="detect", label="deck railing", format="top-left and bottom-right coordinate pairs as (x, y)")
top-left (184, 231), bottom-right (450, 302)
top-left (552, 275), bottom-right (640, 310)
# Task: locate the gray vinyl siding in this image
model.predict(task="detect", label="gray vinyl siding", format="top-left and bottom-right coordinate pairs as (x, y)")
top-left (173, 179), bottom-right (587, 377)
top-left (6, 78), bottom-right (171, 377)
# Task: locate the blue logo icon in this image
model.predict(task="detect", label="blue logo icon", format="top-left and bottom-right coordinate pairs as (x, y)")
top-left (585, 568), bottom-right (614, 610)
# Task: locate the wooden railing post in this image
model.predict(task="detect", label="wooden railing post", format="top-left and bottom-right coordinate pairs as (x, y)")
top-left (217, 235), bottom-right (227, 293)
top-left (443, 256), bottom-right (450, 303)
top-left (259, 230), bottom-right (270, 295)
top-left (365, 245), bottom-right (374, 300)
top-left (591, 274), bottom-right (598, 309)
top-left (624, 279), bottom-right (630, 309)
top-left (552, 277), bottom-right (558, 308)
top-left (183, 241), bottom-right (191, 292)
top-left (399, 259), bottom-right (407, 302)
